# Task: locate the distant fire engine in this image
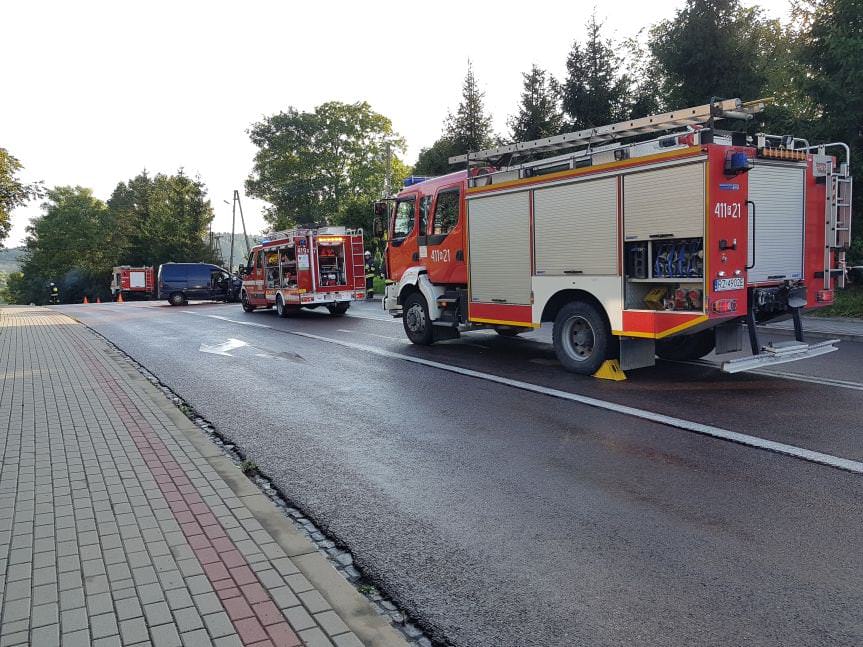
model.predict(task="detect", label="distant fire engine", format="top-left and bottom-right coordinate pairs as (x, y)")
top-left (240, 227), bottom-right (366, 316)
top-left (377, 98), bottom-right (853, 375)
top-left (111, 266), bottom-right (155, 300)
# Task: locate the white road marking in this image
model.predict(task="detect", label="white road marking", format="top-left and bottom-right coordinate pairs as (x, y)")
top-left (282, 330), bottom-right (863, 475)
top-left (674, 359), bottom-right (863, 392)
top-left (346, 312), bottom-right (402, 324)
top-left (204, 314), bottom-right (272, 328)
top-left (199, 338), bottom-right (248, 356)
top-left (336, 329), bottom-right (400, 341)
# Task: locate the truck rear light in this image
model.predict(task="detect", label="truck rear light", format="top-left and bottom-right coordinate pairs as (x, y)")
top-left (712, 299), bottom-right (737, 313)
top-left (355, 292), bottom-right (365, 299)
top-left (816, 289), bottom-right (834, 303)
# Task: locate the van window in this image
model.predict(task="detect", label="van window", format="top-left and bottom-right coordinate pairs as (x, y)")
top-left (188, 265), bottom-right (211, 285)
top-left (392, 199), bottom-right (416, 239)
top-left (432, 190), bottom-right (460, 235)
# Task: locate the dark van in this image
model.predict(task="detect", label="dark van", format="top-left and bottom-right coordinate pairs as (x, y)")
top-left (157, 263), bottom-right (238, 306)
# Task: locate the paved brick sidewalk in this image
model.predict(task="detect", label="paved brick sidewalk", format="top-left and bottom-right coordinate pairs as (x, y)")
top-left (0, 308), bottom-right (407, 647)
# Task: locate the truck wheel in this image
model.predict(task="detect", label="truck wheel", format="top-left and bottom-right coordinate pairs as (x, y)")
top-left (327, 302), bottom-right (350, 316)
top-left (552, 301), bottom-right (610, 375)
top-left (276, 295), bottom-right (288, 318)
top-left (656, 329), bottom-right (715, 361)
top-left (169, 292), bottom-right (187, 307)
top-left (241, 291), bottom-right (255, 313)
top-left (402, 292), bottom-right (434, 346)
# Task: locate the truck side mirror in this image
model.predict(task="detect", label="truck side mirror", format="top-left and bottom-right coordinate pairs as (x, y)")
top-left (238, 265), bottom-right (247, 276)
top-left (373, 201), bottom-right (387, 217)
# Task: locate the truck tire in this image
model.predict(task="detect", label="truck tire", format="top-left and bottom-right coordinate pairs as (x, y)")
top-left (169, 292), bottom-right (187, 307)
top-left (552, 301), bottom-right (610, 375)
top-left (327, 302), bottom-right (350, 316)
top-left (276, 295), bottom-right (288, 318)
top-left (402, 292), bottom-right (434, 346)
top-left (656, 329), bottom-right (715, 361)
top-left (241, 291), bottom-right (255, 313)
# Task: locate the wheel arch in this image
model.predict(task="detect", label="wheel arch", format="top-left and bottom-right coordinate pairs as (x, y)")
top-left (540, 289), bottom-right (612, 334)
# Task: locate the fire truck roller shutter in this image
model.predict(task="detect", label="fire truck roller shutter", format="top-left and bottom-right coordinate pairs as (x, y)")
top-left (534, 177), bottom-right (618, 275)
top-left (129, 271), bottom-right (146, 288)
top-left (468, 191), bottom-right (532, 305)
top-left (624, 162), bottom-right (705, 240)
top-left (746, 164), bottom-right (804, 284)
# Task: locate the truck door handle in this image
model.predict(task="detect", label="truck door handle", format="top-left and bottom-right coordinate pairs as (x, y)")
top-left (412, 252), bottom-right (419, 261)
top-left (456, 250), bottom-right (464, 261)
top-left (491, 298), bottom-right (507, 303)
top-left (746, 200), bottom-right (756, 269)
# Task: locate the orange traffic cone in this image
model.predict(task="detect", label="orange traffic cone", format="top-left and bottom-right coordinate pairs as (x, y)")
top-left (83, 296), bottom-right (89, 304)
top-left (117, 292), bottom-right (124, 304)
top-left (96, 297), bottom-right (102, 304)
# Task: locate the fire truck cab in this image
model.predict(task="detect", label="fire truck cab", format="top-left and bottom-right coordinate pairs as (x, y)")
top-left (240, 227), bottom-right (366, 317)
top-left (381, 98), bottom-right (853, 376)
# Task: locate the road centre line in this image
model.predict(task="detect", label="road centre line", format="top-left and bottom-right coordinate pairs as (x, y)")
top-left (182, 311), bottom-right (862, 474)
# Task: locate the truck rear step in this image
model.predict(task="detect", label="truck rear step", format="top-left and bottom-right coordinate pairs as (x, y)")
top-left (721, 339), bottom-right (839, 373)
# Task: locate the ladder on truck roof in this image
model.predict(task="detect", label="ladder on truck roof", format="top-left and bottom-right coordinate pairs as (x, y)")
top-left (449, 98), bottom-right (768, 165)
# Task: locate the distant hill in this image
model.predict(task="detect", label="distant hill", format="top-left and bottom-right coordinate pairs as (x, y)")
top-left (0, 247), bottom-right (24, 274)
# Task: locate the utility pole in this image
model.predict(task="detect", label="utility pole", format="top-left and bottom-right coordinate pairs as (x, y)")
top-left (225, 191), bottom-right (251, 273)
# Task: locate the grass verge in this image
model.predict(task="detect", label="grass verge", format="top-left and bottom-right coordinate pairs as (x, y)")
top-left (810, 285), bottom-right (863, 318)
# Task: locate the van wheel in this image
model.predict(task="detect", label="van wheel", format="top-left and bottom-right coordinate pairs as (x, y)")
top-left (276, 295), bottom-right (289, 318)
top-left (552, 301), bottom-right (609, 375)
top-left (327, 302), bottom-right (350, 316)
top-left (169, 292), bottom-right (187, 307)
top-left (402, 292), bottom-right (434, 345)
top-left (656, 329), bottom-right (715, 361)
top-left (241, 291), bottom-right (254, 312)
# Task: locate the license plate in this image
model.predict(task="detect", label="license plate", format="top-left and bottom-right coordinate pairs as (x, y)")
top-left (713, 277), bottom-right (744, 292)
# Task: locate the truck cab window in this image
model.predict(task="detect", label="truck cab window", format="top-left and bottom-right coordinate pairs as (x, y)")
top-left (419, 196), bottom-right (432, 236)
top-left (392, 199), bottom-right (416, 239)
top-left (432, 190), bottom-right (460, 235)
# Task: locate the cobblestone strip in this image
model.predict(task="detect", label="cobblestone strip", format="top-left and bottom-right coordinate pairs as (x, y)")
top-left (78, 347), bottom-right (302, 647)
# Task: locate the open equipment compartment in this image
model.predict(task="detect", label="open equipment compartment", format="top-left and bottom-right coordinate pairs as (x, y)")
top-left (622, 161), bottom-right (706, 313)
top-left (316, 237), bottom-right (348, 287)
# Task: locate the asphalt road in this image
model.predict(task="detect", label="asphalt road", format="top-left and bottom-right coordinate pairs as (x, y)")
top-left (56, 300), bottom-right (863, 647)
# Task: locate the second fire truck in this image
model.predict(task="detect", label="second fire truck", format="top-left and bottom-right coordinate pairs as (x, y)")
top-left (239, 227), bottom-right (366, 316)
top-left (378, 98), bottom-right (853, 376)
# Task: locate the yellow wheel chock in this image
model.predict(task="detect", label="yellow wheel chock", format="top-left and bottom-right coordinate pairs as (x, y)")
top-left (593, 359), bottom-right (627, 381)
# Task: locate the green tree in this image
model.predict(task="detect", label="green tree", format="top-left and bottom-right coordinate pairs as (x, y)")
top-left (445, 61), bottom-right (495, 154)
top-left (14, 187), bottom-right (115, 304)
top-left (0, 148), bottom-right (43, 245)
top-left (648, 0), bottom-right (772, 108)
top-left (246, 101), bottom-right (406, 230)
top-left (508, 65), bottom-right (564, 142)
top-left (622, 34), bottom-right (665, 118)
top-left (413, 137), bottom-right (462, 177)
top-left (562, 13), bottom-right (630, 129)
top-left (108, 170), bottom-right (217, 268)
top-left (796, 0), bottom-right (863, 259)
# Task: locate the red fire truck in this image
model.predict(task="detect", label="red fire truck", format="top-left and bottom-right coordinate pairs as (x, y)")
top-left (378, 98), bottom-right (853, 375)
top-left (239, 227), bottom-right (366, 316)
top-left (111, 266), bottom-right (155, 300)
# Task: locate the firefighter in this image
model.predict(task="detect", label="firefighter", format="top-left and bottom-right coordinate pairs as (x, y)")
top-left (364, 250), bottom-right (376, 299)
top-left (48, 282), bottom-right (60, 305)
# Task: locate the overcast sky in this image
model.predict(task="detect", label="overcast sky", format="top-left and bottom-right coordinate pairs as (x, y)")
top-left (2, 0), bottom-right (791, 248)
